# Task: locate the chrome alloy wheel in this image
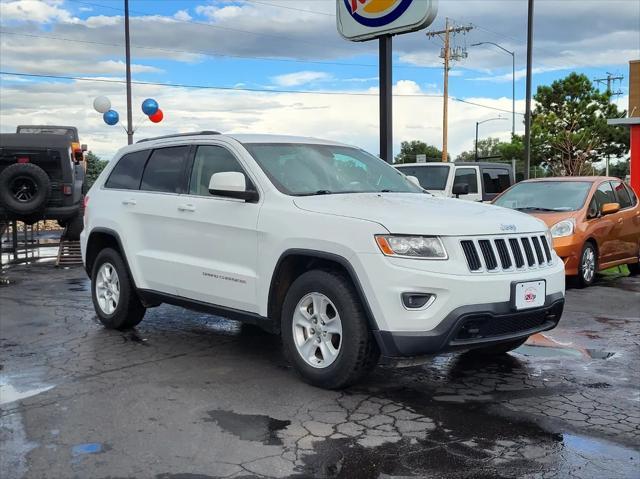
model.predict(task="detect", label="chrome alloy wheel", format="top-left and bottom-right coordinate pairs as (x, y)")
top-left (96, 262), bottom-right (120, 315)
top-left (581, 247), bottom-right (596, 283)
top-left (292, 292), bottom-right (342, 368)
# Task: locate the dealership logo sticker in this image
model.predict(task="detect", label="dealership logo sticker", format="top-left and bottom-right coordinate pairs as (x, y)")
top-left (345, 0), bottom-right (413, 27)
top-left (524, 287), bottom-right (537, 303)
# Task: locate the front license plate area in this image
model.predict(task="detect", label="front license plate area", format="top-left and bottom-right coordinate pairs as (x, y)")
top-left (513, 280), bottom-right (546, 310)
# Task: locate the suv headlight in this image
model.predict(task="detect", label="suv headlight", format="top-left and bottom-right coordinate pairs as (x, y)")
top-left (375, 235), bottom-right (447, 259)
top-left (550, 219), bottom-right (574, 238)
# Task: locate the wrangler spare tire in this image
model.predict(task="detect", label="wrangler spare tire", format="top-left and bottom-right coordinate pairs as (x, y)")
top-left (0, 163), bottom-right (50, 216)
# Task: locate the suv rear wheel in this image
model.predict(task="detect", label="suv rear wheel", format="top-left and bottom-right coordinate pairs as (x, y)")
top-left (281, 270), bottom-right (379, 389)
top-left (91, 248), bottom-right (145, 330)
top-left (0, 163), bottom-right (51, 216)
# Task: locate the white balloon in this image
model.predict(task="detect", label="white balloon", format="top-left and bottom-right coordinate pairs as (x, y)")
top-left (93, 96), bottom-right (111, 114)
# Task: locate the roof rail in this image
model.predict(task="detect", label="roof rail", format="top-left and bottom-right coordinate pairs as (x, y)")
top-left (136, 131), bottom-right (221, 143)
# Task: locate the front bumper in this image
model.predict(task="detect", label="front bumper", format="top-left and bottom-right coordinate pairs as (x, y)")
top-left (553, 238), bottom-right (581, 276)
top-left (374, 293), bottom-right (564, 357)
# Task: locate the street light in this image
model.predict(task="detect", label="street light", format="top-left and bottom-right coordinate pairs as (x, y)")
top-left (475, 117), bottom-right (507, 161)
top-left (471, 42), bottom-right (516, 137)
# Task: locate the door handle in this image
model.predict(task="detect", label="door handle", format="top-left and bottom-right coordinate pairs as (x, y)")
top-left (617, 218), bottom-right (623, 224)
top-left (178, 204), bottom-right (196, 212)
top-left (122, 199), bottom-right (137, 206)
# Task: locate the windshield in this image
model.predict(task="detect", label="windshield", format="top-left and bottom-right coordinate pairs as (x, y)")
top-left (243, 143), bottom-right (423, 196)
top-left (495, 181), bottom-right (592, 212)
top-left (396, 165), bottom-right (450, 190)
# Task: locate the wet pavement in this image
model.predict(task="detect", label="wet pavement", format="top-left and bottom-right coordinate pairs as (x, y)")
top-left (1, 263), bottom-right (639, 478)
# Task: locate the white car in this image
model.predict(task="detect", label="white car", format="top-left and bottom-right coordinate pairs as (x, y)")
top-left (395, 162), bottom-right (514, 202)
top-left (81, 132), bottom-right (565, 389)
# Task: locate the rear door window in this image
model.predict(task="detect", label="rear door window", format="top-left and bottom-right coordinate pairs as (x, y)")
top-left (453, 167), bottom-right (478, 194)
top-left (611, 181), bottom-right (633, 209)
top-left (141, 146), bottom-right (191, 194)
top-left (482, 168), bottom-right (511, 194)
top-left (105, 150), bottom-right (150, 190)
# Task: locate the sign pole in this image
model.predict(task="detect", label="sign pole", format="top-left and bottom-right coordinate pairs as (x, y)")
top-left (379, 35), bottom-right (393, 163)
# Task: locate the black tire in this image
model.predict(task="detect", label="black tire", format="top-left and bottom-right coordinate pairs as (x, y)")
top-left (280, 269), bottom-right (379, 389)
top-left (576, 242), bottom-right (597, 288)
top-left (63, 209), bottom-right (84, 241)
top-left (466, 337), bottom-right (528, 356)
top-left (0, 163), bottom-right (51, 216)
top-left (91, 248), bottom-right (145, 330)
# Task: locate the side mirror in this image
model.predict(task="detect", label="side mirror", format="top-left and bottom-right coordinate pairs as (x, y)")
top-left (209, 171), bottom-right (258, 202)
top-left (406, 175), bottom-right (421, 187)
top-left (452, 183), bottom-right (469, 198)
top-left (81, 144), bottom-right (88, 152)
top-left (601, 202), bottom-right (620, 215)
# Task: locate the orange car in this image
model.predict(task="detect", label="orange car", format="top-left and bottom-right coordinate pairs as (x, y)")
top-left (494, 177), bottom-right (640, 287)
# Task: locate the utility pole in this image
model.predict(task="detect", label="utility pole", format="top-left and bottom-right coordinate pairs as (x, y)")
top-left (124, 0), bottom-right (133, 145)
top-left (523, 0), bottom-right (534, 180)
top-left (594, 72), bottom-right (624, 99)
top-left (426, 18), bottom-right (473, 162)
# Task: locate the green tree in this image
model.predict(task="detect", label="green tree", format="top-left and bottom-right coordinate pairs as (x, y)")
top-left (456, 137), bottom-right (503, 162)
top-left (598, 159), bottom-right (630, 179)
top-left (531, 72), bottom-right (629, 176)
top-left (84, 151), bottom-right (108, 190)
top-left (394, 140), bottom-right (447, 164)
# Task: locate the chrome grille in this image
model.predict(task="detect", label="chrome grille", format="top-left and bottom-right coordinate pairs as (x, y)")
top-left (460, 234), bottom-right (554, 272)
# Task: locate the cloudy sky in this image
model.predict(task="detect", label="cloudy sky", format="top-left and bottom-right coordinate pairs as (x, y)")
top-left (1, 0), bottom-right (638, 160)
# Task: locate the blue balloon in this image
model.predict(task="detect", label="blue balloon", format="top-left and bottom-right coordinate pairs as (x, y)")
top-left (103, 110), bottom-right (119, 126)
top-left (141, 98), bottom-right (159, 116)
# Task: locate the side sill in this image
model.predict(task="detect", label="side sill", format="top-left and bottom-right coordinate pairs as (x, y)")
top-left (137, 289), bottom-right (276, 333)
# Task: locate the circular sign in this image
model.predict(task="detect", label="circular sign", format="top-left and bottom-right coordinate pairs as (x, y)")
top-left (343, 0), bottom-right (413, 27)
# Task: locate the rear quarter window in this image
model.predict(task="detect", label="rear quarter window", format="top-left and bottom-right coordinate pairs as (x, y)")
top-left (105, 150), bottom-right (150, 190)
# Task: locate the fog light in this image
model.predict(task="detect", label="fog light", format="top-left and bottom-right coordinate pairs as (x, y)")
top-left (401, 293), bottom-right (435, 310)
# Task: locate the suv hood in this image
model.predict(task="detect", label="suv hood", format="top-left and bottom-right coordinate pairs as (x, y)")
top-left (294, 193), bottom-right (547, 236)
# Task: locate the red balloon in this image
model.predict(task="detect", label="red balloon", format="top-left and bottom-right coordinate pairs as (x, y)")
top-left (149, 109), bottom-right (163, 123)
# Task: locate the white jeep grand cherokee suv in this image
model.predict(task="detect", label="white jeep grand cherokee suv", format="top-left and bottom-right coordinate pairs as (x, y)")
top-left (81, 132), bottom-right (565, 389)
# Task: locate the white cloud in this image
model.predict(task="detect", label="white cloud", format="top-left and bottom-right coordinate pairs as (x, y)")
top-left (272, 71), bottom-right (332, 87)
top-left (173, 10), bottom-right (192, 22)
top-left (0, 0), bottom-right (78, 24)
top-left (0, 77), bottom-right (522, 161)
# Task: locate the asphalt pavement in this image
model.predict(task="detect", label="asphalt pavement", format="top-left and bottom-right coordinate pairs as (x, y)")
top-left (1, 262), bottom-right (639, 478)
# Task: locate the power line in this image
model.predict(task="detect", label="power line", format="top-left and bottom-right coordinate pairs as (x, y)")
top-left (65, 0), bottom-right (325, 47)
top-left (0, 71), bottom-right (523, 115)
top-left (0, 30), bottom-right (425, 70)
top-left (245, 1), bottom-right (335, 17)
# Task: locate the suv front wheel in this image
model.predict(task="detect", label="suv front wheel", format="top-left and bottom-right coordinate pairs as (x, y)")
top-left (91, 248), bottom-right (146, 330)
top-left (281, 270), bottom-right (379, 389)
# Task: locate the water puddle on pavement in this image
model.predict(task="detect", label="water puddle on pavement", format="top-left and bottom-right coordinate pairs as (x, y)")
top-left (0, 374), bottom-right (54, 405)
top-left (204, 410), bottom-right (291, 446)
top-left (515, 334), bottom-right (615, 361)
top-left (562, 434), bottom-right (638, 465)
top-left (66, 278), bottom-right (89, 292)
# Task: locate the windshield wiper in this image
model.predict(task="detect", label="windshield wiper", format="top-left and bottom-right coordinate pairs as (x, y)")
top-left (298, 190), bottom-right (333, 196)
top-left (514, 207), bottom-right (558, 212)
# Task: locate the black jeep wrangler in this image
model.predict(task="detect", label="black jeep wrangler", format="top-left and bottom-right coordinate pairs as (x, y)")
top-left (0, 128), bottom-right (86, 240)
